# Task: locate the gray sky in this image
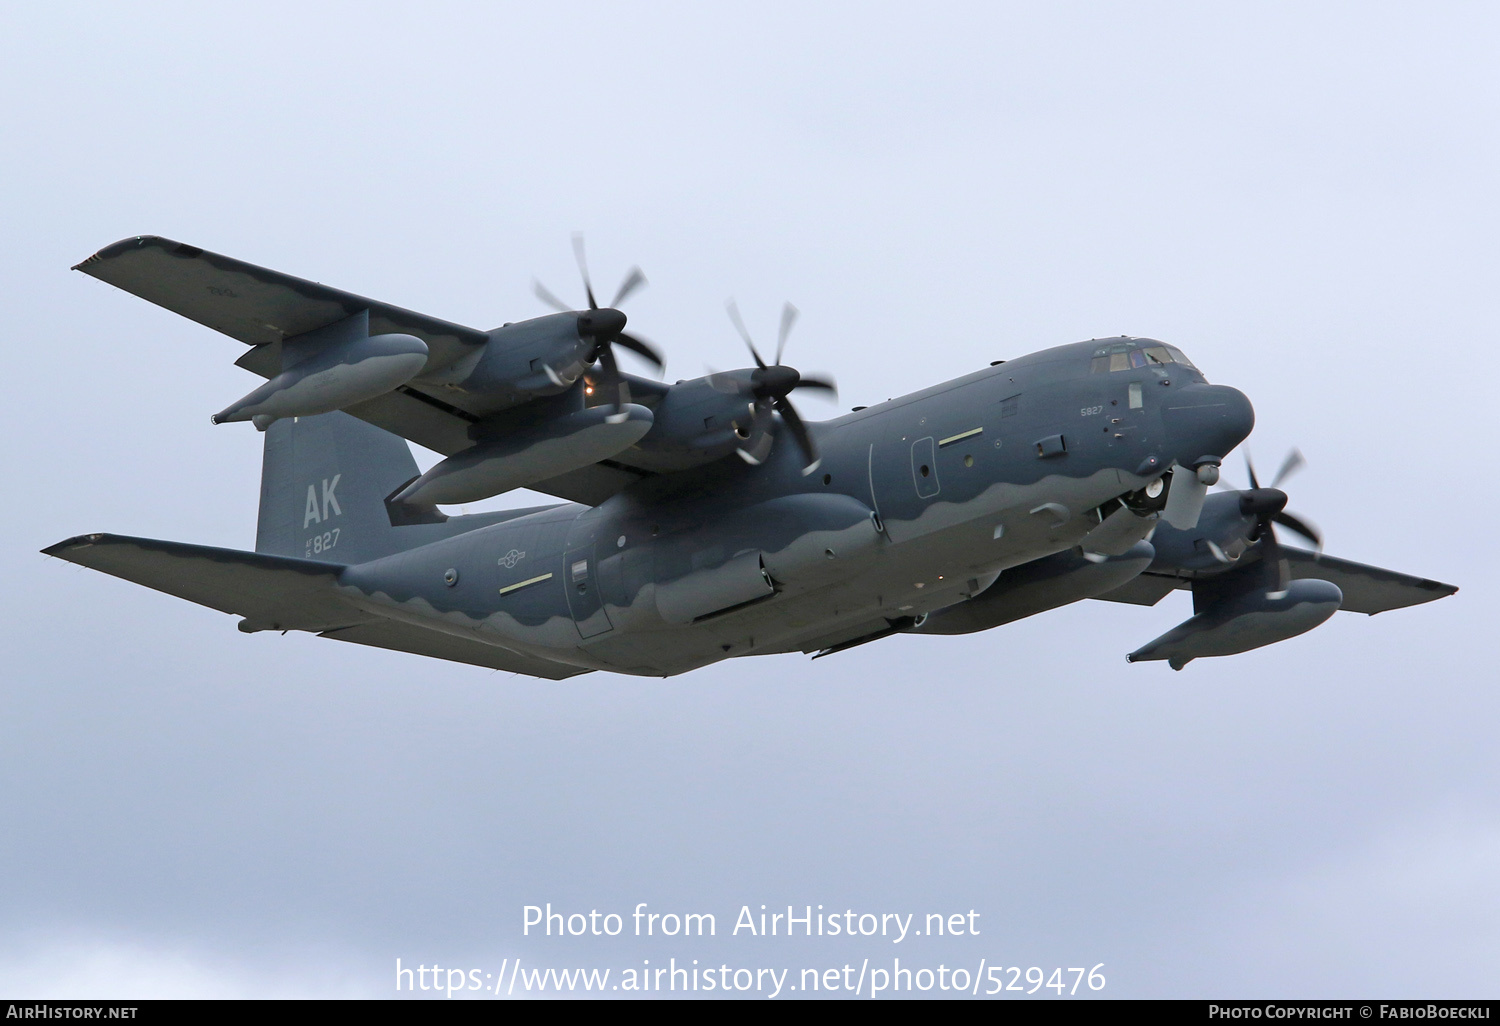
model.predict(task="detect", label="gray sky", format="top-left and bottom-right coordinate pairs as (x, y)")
top-left (2, 1), bottom-right (1493, 998)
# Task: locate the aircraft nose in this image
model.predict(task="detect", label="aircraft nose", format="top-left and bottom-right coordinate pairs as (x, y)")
top-left (1161, 383), bottom-right (1254, 465)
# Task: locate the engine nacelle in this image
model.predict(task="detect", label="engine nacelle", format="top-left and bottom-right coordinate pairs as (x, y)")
top-left (624, 377), bottom-right (761, 471)
top-left (420, 313), bottom-right (595, 401)
top-left (1127, 578), bottom-right (1342, 670)
top-left (913, 541), bottom-right (1155, 635)
top-left (213, 310), bottom-right (427, 429)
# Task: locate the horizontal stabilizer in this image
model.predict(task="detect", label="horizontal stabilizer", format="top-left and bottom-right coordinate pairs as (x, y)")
top-left (73, 236), bottom-right (487, 363)
top-left (42, 533), bottom-right (375, 632)
top-left (318, 622), bottom-right (592, 680)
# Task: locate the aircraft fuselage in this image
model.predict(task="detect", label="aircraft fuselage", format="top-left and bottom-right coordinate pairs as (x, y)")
top-left (334, 337), bottom-right (1254, 676)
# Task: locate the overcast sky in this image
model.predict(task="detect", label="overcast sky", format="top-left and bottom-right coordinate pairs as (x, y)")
top-left (1, 1), bottom-right (1494, 999)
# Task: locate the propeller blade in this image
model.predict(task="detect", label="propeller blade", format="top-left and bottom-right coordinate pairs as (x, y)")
top-left (725, 299), bottom-right (767, 368)
top-left (736, 403), bottom-right (776, 465)
top-left (595, 346), bottom-right (632, 422)
top-left (1258, 519), bottom-right (1290, 591)
top-left (1272, 448), bottom-right (1306, 488)
top-left (611, 266), bottom-right (647, 308)
top-left (534, 279), bottom-right (573, 313)
top-left (1273, 510), bottom-right (1322, 551)
top-left (1162, 465), bottom-right (1208, 529)
top-left (792, 375), bottom-right (837, 396)
top-left (774, 396), bottom-right (820, 473)
top-left (571, 233), bottom-right (598, 310)
top-left (775, 302), bottom-right (799, 366)
top-left (1244, 452), bottom-right (1261, 491)
top-left (614, 331), bottom-right (665, 370)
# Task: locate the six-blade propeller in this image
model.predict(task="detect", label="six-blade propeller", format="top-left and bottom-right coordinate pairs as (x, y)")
top-left (534, 234), bottom-right (664, 421)
top-left (1234, 448), bottom-right (1323, 559)
top-left (712, 300), bottom-right (837, 474)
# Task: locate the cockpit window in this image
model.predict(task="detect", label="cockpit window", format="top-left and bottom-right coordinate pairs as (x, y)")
top-left (1090, 339), bottom-right (1194, 373)
top-left (1165, 345), bottom-right (1197, 371)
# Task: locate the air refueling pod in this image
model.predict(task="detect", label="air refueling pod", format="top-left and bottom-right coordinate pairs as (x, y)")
top-left (1127, 574), bottom-right (1342, 670)
top-left (392, 403), bottom-right (655, 506)
top-left (213, 310), bottom-right (428, 430)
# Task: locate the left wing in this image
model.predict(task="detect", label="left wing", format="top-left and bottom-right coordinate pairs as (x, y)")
top-left (1093, 547), bottom-right (1457, 614)
top-left (43, 533), bottom-right (593, 679)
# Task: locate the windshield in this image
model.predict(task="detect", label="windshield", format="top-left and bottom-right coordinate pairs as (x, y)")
top-left (1089, 338), bottom-right (1199, 374)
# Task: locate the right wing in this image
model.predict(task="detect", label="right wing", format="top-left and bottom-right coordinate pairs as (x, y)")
top-left (74, 235), bottom-right (488, 357)
top-left (75, 237), bottom-right (653, 506)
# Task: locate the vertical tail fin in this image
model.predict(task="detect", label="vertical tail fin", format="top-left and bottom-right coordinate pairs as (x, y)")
top-left (256, 411), bottom-right (442, 563)
top-left (255, 411), bottom-right (567, 564)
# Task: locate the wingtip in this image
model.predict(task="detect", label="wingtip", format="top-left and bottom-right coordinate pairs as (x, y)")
top-left (41, 533), bottom-right (110, 557)
top-left (73, 235), bottom-right (181, 272)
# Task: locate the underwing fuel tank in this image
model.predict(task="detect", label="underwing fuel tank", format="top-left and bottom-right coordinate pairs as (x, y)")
top-left (1127, 578), bottom-right (1343, 670)
top-left (213, 310), bottom-right (428, 429)
top-left (913, 542), bottom-right (1156, 635)
top-left (392, 404), bottom-right (654, 506)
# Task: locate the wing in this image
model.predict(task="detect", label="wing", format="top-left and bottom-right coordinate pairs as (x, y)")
top-left (1092, 547), bottom-right (1457, 615)
top-left (43, 533), bottom-right (593, 679)
top-left (75, 236), bottom-right (654, 506)
top-left (74, 235), bottom-right (488, 357)
top-left (1280, 547), bottom-right (1457, 615)
top-left (42, 532), bottom-right (373, 632)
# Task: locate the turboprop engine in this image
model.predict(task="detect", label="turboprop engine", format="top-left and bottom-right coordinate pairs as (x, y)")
top-left (213, 310), bottom-right (427, 430)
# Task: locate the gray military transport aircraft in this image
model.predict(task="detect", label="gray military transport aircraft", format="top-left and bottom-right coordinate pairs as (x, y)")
top-left (45, 236), bottom-right (1456, 677)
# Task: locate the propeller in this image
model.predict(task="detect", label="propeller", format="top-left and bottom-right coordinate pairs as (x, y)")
top-left (712, 300), bottom-right (837, 473)
top-left (534, 234), bottom-right (664, 422)
top-left (1237, 448), bottom-right (1323, 552)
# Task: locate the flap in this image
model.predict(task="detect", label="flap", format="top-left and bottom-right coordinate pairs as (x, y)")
top-left (1092, 572), bottom-right (1185, 606)
top-left (319, 621), bottom-right (592, 679)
